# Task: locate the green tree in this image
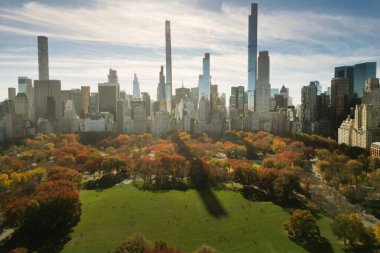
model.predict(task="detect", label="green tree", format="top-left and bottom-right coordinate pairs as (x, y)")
top-left (284, 209), bottom-right (321, 244)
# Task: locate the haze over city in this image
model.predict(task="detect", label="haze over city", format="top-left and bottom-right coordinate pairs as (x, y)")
top-left (1, 0), bottom-right (380, 104)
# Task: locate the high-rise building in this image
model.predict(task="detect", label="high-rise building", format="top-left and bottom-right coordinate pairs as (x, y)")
top-left (335, 66), bottom-right (354, 101)
top-left (98, 69), bottom-right (120, 120)
top-left (165, 20), bottom-right (173, 114)
top-left (141, 92), bottom-right (151, 118)
top-left (81, 86), bottom-right (90, 116)
top-left (174, 87), bottom-right (190, 106)
top-left (14, 93), bottom-right (28, 119)
top-left (255, 51), bottom-right (270, 113)
top-left (354, 62), bottom-right (377, 98)
top-left (90, 92), bottom-right (99, 113)
top-left (17, 77), bottom-right (34, 121)
top-left (34, 80), bottom-right (62, 133)
top-left (199, 53), bottom-right (211, 104)
top-left (69, 89), bottom-right (82, 116)
top-left (18, 77), bottom-right (32, 94)
top-left (248, 3), bottom-right (258, 110)
top-left (300, 82), bottom-right (318, 133)
top-left (8, 88), bottom-right (16, 101)
top-left (38, 36), bottom-right (49, 80)
top-left (271, 88), bottom-right (279, 97)
top-left (157, 65), bottom-right (166, 102)
top-left (310, 80), bottom-right (322, 95)
top-left (331, 77), bottom-right (349, 138)
top-left (229, 86), bottom-right (246, 131)
top-left (363, 78), bottom-right (380, 110)
top-left (116, 100), bottom-right (126, 133)
top-left (34, 36), bottom-right (62, 133)
top-left (133, 73), bottom-right (140, 100)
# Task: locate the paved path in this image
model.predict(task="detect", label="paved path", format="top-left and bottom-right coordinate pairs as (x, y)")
top-left (306, 162), bottom-right (379, 228)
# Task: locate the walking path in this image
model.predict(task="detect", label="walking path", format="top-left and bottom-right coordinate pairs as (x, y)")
top-left (306, 163), bottom-right (379, 228)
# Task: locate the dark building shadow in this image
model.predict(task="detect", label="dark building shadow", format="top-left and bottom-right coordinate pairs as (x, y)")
top-left (196, 185), bottom-right (228, 218)
top-left (171, 132), bottom-right (228, 218)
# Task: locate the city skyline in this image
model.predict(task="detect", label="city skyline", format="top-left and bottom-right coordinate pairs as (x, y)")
top-left (1, 1), bottom-right (380, 105)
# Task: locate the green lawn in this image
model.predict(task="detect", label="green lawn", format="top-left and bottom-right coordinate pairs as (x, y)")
top-left (62, 184), bottom-right (343, 253)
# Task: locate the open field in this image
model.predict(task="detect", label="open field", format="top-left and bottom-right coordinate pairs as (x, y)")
top-left (62, 184), bottom-right (343, 253)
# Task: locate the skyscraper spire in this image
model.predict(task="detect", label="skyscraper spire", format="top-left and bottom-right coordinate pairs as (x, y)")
top-left (133, 73), bottom-right (140, 99)
top-left (165, 20), bottom-right (172, 114)
top-left (248, 3), bottom-right (258, 111)
top-left (38, 36), bottom-right (49, 80)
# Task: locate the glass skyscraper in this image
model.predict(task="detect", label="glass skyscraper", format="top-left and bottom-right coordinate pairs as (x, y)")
top-left (354, 62), bottom-right (377, 98)
top-left (248, 3), bottom-right (258, 111)
top-left (199, 53), bottom-right (210, 102)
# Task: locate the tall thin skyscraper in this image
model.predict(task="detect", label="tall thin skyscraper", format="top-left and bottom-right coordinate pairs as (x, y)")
top-left (255, 51), bottom-right (270, 113)
top-left (248, 3), bottom-right (258, 111)
top-left (38, 36), bottom-right (49, 80)
top-left (165, 20), bottom-right (172, 114)
top-left (199, 53), bottom-right (211, 102)
top-left (133, 73), bottom-right (140, 99)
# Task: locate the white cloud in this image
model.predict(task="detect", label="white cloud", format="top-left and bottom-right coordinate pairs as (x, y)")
top-left (0, 0), bottom-right (379, 104)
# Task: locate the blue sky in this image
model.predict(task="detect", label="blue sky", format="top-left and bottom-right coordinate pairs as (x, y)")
top-left (0, 0), bottom-right (379, 105)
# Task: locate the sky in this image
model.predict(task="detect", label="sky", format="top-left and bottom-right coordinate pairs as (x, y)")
top-left (0, 0), bottom-right (379, 105)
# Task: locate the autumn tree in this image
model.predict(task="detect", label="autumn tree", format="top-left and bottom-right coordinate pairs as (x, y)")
top-left (284, 209), bottom-right (321, 245)
top-left (4, 179), bottom-right (81, 235)
top-left (331, 213), bottom-right (366, 247)
top-left (193, 244), bottom-right (217, 253)
top-left (273, 173), bottom-right (300, 201)
top-left (113, 233), bottom-right (151, 253)
top-left (375, 224), bottom-right (380, 242)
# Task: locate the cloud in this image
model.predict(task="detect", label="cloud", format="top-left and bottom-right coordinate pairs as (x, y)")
top-left (0, 0), bottom-right (379, 104)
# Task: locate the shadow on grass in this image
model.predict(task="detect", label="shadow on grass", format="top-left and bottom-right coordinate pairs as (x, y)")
top-left (171, 132), bottom-right (228, 219)
top-left (132, 180), bottom-right (191, 193)
top-left (195, 185), bottom-right (228, 218)
top-left (2, 227), bottom-right (73, 253)
top-left (301, 237), bottom-right (333, 253)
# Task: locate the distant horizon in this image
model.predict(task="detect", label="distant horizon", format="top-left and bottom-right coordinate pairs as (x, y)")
top-left (1, 0), bottom-right (379, 105)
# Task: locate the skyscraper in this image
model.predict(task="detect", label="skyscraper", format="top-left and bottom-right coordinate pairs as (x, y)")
top-left (335, 66), bottom-right (354, 100)
top-left (199, 53), bottom-right (211, 103)
top-left (133, 73), bottom-right (140, 100)
top-left (354, 62), bottom-right (377, 98)
top-left (116, 100), bottom-right (126, 133)
top-left (8, 88), bottom-right (16, 101)
top-left (81, 86), bottom-right (90, 116)
top-left (38, 36), bottom-right (49, 80)
top-left (157, 65), bottom-right (166, 102)
top-left (98, 69), bottom-right (120, 120)
top-left (34, 36), bottom-right (62, 133)
top-left (18, 77), bottom-right (32, 94)
top-left (248, 3), bottom-right (258, 110)
top-left (300, 82), bottom-right (318, 133)
top-left (141, 92), bottom-right (151, 118)
top-left (255, 51), bottom-right (270, 113)
top-left (331, 77), bottom-right (349, 138)
top-left (165, 20), bottom-right (172, 114)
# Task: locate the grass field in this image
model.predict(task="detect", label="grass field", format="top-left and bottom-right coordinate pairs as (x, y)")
top-left (62, 184), bottom-right (343, 253)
